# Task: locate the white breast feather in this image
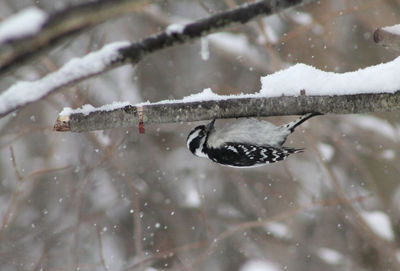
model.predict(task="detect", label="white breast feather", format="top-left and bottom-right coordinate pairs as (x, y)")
top-left (206, 118), bottom-right (290, 148)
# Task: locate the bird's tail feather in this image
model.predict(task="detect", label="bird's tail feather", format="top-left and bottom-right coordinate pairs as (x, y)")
top-left (284, 147), bottom-right (304, 154)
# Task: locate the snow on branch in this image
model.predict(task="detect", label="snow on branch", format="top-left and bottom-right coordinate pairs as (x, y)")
top-left (0, 7), bottom-right (48, 44)
top-left (0, 0), bottom-right (148, 75)
top-left (54, 57), bottom-right (400, 132)
top-left (0, 42), bottom-right (130, 118)
top-left (0, 0), bottom-right (313, 119)
top-left (374, 24), bottom-right (400, 52)
top-left (54, 92), bottom-right (400, 132)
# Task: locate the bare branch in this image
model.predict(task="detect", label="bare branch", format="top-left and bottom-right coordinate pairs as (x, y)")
top-left (0, 0), bottom-right (150, 75)
top-left (374, 25), bottom-right (400, 52)
top-left (54, 91), bottom-right (400, 132)
top-left (192, 195), bottom-right (369, 267)
top-left (118, 0), bottom-right (313, 64)
top-left (0, 0), bottom-right (314, 119)
top-left (96, 227), bottom-right (109, 271)
top-left (9, 146), bottom-right (23, 181)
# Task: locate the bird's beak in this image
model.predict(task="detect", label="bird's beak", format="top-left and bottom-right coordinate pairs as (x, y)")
top-left (206, 118), bottom-right (216, 132)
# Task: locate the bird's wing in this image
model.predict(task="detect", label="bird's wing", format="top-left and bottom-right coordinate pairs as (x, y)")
top-left (207, 142), bottom-right (302, 167)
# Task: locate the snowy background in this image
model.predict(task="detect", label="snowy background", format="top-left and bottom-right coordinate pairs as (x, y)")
top-left (1, 0), bottom-right (400, 271)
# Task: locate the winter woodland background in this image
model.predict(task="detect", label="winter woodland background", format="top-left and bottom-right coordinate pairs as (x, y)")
top-left (1, 0), bottom-right (400, 270)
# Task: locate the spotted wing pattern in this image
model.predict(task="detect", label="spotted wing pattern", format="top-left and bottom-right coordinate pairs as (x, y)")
top-left (206, 142), bottom-right (302, 168)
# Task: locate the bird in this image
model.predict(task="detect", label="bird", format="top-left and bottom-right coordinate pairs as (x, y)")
top-left (186, 113), bottom-right (321, 168)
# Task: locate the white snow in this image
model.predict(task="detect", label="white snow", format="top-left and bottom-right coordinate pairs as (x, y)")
top-left (382, 24), bottom-right (400, 36)
top-left (140, 56), bottom-right (400, 106)
top-left (60, 104), bottom-right (95, 116)
top-left (0, 41), bottom-right (130, 116)
top-left (288, 11), bottom-right (313, 25)
top-left (208, 32), bottom-right (271, 72)
top-left (0, 7), bottom-right (48, 43)
top-left (360, 211), bottom-right (394, 241)
top-left (239, 259), bottom-right (281, 271)
top-left (183, 184), bottom-right (201, 207)
top-left (260, 57), bottom-right (400, 96)
top-left (137, 88), bottom-right (236, 106)
top-left (181, 88), bottom-right (229, 102)
top-left (317, 247), bottom-right (343, 265)
top-left (381, 149), bottom-right (396, 160)
top-left (208, 32), bottom-right (259, 58)
top-left (136, 88), bottom-right (266, 107)
top-left (264, 26), bottom-right (279, 44)
top-left (200, 38), bottom-right (209, 60)
top-left (317, 143), bottom-right (334, 161)
top-left (260, 15), bottom-right (284, 45)
top-left (264, 222), bottom-right (292, 239)
top-left (184, 187), bottom-right (201, 207)
top-left (60, 101), bottom-right (130, 116)
top-left (166, 23), bottom-right (185, 35)
top-left (101, 234), bottom-right (124, 271)
top-left (93, 131), bottom-right (111, 146)
top-left (312, 24), bottom-right (324, 35)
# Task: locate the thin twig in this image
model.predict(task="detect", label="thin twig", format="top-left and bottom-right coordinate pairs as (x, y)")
top-left (9, 146), bottom-right (22, 181)
top-left (128, 182), bottom-right (144, 261)
top-left (96, 227), bottom-right (109, 271)
top-left (124, 241), bottom-right (207, 271)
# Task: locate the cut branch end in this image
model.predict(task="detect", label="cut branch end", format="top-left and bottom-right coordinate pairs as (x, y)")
top-left (53, 115), bottom-right (71, 132)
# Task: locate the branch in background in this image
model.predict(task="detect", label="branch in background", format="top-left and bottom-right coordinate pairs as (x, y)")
top-left (118, 0), bottom-right (312, 64)
top-left (53, 91), bottom-right (400, 132)
top-left (374, 24), bottom-right (400, 52)
top-left (0, 0), bottom-right (150, 75)
top-left (0, 42), bottom-right (130, 118)
top-left (142, 6), bottom-right (275, 74)
top-left (0, 0), bottom-right (314, 119)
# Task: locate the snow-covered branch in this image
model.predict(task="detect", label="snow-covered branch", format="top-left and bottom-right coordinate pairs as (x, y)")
top-left (0, 0), bottom-right (148, 75)
top-left (0, 0), bottom-right (313, 119)
top-left (0, 42), bottom-right (130, 118)
top-left (55, 55), bottom-right (400, 132)
top-left (53, 91), bottom-right (400, 132)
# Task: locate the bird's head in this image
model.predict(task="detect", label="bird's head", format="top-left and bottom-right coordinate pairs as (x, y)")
top-left (186, 119), bottom-right (215, 157)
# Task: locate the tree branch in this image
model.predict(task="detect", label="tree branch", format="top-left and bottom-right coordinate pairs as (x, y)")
top-left (117, 0), bottom-right (313, 64)
top-left (0, 0), bottom-right (314, 119)
top-left (374, 25), bottom-right (400, 52)
top-left (0, 0), bottom-right (150, 75)
top-left (54, 91), bottom-right (400, 132)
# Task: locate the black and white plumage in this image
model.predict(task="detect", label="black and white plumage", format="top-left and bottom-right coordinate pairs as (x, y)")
top-left (186, 113), bottom-right (320, 168)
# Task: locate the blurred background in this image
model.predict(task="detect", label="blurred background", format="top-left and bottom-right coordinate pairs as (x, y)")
top-left (1, 0), bottom-right (400, 270)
